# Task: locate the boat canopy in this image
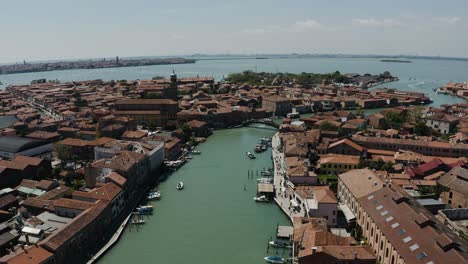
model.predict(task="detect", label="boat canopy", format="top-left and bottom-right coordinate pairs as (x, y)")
top-left (290, 199), bottom-right (299, 208)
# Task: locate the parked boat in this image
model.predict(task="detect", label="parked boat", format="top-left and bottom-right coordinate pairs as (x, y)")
top-left (130, 219), bottom-right (145, 225)
top-left (254, 195), bottom-right (269, 202)
top-left (264, 256), bottom-right (285, 264)
top-left (268, 240), bottom-right (293, 248)
top-left (255, 145), bottom-right (263, 153)
top-left (177, 182), bottom-right (184, 190)
top-left (261, 170), bottom-right (273, 177)
top-left (186, 155), bottom-right (193, 159)
top-left (147, 191), bottom-right (161, 200)
top-left (260, 137), bottom-right (272, 143)
top-left (191, 150), bottom-right (201, 155)
top-left (286, 112), bottom-right (300, 119)
top-left (246, 152), bottom-right (256, 159)
top-left (136, 205), bottom-right (153, 214)
top-left (261, 144), bottom-right (267, 151)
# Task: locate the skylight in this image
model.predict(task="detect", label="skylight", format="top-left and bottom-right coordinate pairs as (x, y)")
top-left (381, 210), bottom-right (388, 216)
top-left (376, 205), bottom-right (383, 210)
top-left (385, 216), bottom-right (394, 222)
top-left (397, 229), bottom-right (406, 236)
top-left (409, 244), bottom-right (419, 251)
top-left (391, 222), bottom-right (400, 228)
top-left (368, 195), bottom-right (374, 200)
top-left (403, 236), bottom-right (412, 243)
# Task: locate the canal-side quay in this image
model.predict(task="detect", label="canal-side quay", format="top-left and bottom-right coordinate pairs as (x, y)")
top-left (98, 127), bottom-right (291, 264)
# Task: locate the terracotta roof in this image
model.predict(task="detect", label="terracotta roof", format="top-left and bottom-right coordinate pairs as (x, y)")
top-left (338, 169), bottom-right (384, 198)
top-left (72, 182), bottom-right (122, 202)
top-left (4, 246), bottom-right (53, 264)
top-left (54, 198), bottom-right (95, 211)
top-left (359, 187), bottom-right (468, 264)
top-left (438, 167), bottom-right (468, 195)
top-left (328, 138), bottom-right (364, 152)
top-left (11, 155), bottom-right (43, 166)
top-left (41, 200), bottom-right (109, 252)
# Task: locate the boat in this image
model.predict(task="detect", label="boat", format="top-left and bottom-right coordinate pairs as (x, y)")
top-left (268, 240), bottom-right (293, 248)
top-left (147, 191), bottom-right (161, 200)
top-left (191, 150), bottom-right (201, 155)
top-left (130, 219), bottom-right (145, 225)
top-left (177, 182), bottom-right (184, 190)
top-left (254, 195), bottom-right (269, 202)
top-left (261, 170), bottom-right (273, 177)
top-left (254, 145), bottom-right (263, 153)
top-left (136, 205), bottom-right (153, 214)
top-left (260, 137), bottom-right (272, 143)
top-left (246, 152), bottom-right (256, 159)
top-left (286, 112), bottom-right (300, 119)
top-left (186, 155), bottom-right (193, 159)
top-left (261, 144), bottom-right (267, 151)
top-left (264, 256), bottom-right (285, 264)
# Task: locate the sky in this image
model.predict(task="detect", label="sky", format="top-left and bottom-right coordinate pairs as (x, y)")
top-left (1, 0), bottom-right (468, 63)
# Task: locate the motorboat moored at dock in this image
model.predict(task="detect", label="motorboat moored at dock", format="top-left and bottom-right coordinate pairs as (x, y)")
top-left (264, 256), bottom-right (285, 264)
top-left (147, 191), bottom-right (161, 200)
top-left (136, 205), bottom-right (153, 214)
top-left (130, 219), bottom-right (145, 225)
top-left (268, 240), bottom-right (292, 248)
top-left (177, 182), bottom-right (184, 190)
top-left (191, 150), bottom-right (201, 155)
top-left (253, 195), bottom-right (269, 202)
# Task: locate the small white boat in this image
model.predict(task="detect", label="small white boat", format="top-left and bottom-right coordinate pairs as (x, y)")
top-left (246, 151), bottom-right (256, 159)
top-left (268, 240), bottom-right (293, 248)
top-left (254, 195), bottom-right (269, 202)
top-left (264, 256), bottom-right (285, 264)
top-left (147, 191), bottom-right (161, 200)
top-left (177, 182), bottom-right (184, 190)
top-left (130, 219), bottom-right (145, 225)
top-left (191, 150), bottom-right (201, 155)
top-left (186, 155), bottom-right (193, 159)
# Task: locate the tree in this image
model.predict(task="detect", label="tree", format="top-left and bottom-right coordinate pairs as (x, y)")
top-left (415, 121), bottom-right (432, 136)
top-left (319, 121), bottom-right (339, 131)
top-left (181, 124), bottom-right (193, 139)
top-left (54, 144), bottom-right (73, 167)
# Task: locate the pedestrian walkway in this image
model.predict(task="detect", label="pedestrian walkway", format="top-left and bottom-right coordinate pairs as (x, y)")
top-left (272, 133), bottom-right (304, 221)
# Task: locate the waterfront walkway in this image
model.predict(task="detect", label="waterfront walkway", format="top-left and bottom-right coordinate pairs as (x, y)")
top-left (272, 133), bottom-right (304, 221)
top-left (86, 213), bottom-right (132, 264)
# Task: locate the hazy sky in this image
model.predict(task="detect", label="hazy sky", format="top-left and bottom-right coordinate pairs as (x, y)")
top-left (1, 0), bottom-right (468, 63)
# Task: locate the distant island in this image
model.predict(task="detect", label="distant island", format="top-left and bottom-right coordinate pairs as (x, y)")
top-left (380, 59), bottom-right (412, 63)
top-left (0, 57), bottom-right (196, 75)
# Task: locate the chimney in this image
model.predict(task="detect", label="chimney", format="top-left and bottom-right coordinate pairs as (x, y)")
top-left (312, 246), bottom-right (318, 254)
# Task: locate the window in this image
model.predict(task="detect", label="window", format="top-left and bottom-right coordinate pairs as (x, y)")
top-left (416, 252), bottom-right (427, 260)
top-left (449, 192), bottom-right (453, 198)
top-left (397, 229), bottom-right (406, 236)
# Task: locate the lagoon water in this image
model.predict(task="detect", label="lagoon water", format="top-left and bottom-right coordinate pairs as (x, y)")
top-left (0, 56), bottom-right (467, 107)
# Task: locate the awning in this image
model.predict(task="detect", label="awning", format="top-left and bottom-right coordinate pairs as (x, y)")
top-left (339, 203), bottom-right (356, 222)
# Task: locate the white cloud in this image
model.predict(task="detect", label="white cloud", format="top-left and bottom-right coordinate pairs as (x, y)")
top-left (292, 19), bottom-right (324, 31)
top-left (435, 17), bottom-right (461, 25)
top-left (241, 19), bottom-right (325, 35)
top-left (352, 18), bottom-right (403, 28)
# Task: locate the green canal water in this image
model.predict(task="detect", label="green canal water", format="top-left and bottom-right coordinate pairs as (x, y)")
top-left (98, 127), bottom-right (291, 264)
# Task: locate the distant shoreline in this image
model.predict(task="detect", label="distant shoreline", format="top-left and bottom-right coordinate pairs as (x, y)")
top-left (380, 59), bottom-right (412, 63)
top-left (0, 57), bottom-right (196, 75)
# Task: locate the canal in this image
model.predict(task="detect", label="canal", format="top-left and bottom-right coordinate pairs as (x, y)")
top-left (98, 127), bottom-right (291, 264)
